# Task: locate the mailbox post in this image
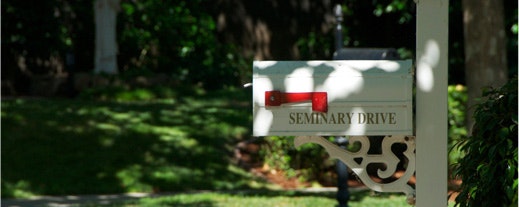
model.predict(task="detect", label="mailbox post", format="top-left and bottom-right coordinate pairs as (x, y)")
top-left (252, 0), bottom-right (448, 205)
top-left (415, 0), bottom-right (448, 206)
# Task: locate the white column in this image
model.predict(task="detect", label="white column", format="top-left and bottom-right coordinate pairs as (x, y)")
top-left (415, 0), bottom-right (449, 206)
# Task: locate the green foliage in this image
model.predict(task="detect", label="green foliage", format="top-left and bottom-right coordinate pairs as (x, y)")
top-left (79, 84), bottom-right (190, 102)
top-left (371, 0), bottom-right (413, 24)
top-left (2, 0), bottom-right (94, 74)
top-left (74, 71), bottom-right (210, 102)
top-left (117, 0), bottom-right (249, 89)
top-left (2, 0), bottom-right (249, 94)
top-left (296, 32), bottom-right (334, 60)
top-left (2, 0), bottom-right (67, 64)
top-left (2, 0), bottom-right (517, 94)
top-left (259, 136), bottom-right (336, 184)
top-left (341, 0), bottom-right (415, 48)
top-left (260, 136), bottom-right (297, 178)
top-left (1, 180), bottom-right (35, 199)
top-left (80, 86), bottom-right (155, 102)
top-left (453, 77), bottom-right (518, 207)
top-left (448, 84), bottom-right (468, 164)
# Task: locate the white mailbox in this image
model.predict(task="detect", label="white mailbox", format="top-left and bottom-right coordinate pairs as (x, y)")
top-left (253, 60), bottom-right (413, 136)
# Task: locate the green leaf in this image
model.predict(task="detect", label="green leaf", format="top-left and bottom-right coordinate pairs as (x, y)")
top-left (122, 3), bottom-right (135, 15)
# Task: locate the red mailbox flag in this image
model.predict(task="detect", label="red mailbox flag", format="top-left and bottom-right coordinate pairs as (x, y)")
top-left (265, 90), bottom-right (328, 113)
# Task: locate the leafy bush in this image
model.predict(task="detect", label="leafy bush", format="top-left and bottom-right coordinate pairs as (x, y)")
top-left (75, 72), bottom-right (207, 102)
top-left (259, 136), bottom-right (334, 184)
top-left (117, 0), bottom-right (250, 89)
top-left (448, 84), bottom-right (468, 164)
top-left (453, 77), bottom-right (518, 207)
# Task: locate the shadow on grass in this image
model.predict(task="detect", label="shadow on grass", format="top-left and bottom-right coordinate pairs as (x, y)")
top-left (1, 89), bottom-right (255, 197)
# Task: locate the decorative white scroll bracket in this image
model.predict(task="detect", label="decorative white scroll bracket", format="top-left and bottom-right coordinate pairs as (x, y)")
top-left (294, 135), bottom-right (416, 205)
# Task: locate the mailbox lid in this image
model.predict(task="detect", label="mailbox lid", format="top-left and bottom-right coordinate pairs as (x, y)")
top-left (253, 60), bottom-right (413, 104)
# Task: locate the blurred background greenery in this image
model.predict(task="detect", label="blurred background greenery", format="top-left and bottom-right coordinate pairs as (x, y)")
top-left (1, 0), bottom-right (517, 206)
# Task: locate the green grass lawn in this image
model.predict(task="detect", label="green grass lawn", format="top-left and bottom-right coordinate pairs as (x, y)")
top-left (1, 89), bottom-right (257, 197)
top-left (118, 191), bottom-right (411, 207)
top-left (66, 190), bottom-right (411, 207)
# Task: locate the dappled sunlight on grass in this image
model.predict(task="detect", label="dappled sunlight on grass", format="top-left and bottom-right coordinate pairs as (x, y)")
top-left (105, 190), bottom-right (413, 207)
top-left (1, 90), bottom-right (254, 197)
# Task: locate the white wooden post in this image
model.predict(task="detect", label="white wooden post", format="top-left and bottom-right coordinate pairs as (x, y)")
top-left (415, 0), bottom-right (449, 206)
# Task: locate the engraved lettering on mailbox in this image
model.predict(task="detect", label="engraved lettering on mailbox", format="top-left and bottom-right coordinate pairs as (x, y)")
top-left (289, 112), bottom-right (397, 125)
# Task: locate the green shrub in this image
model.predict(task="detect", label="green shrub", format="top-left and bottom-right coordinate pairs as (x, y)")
top-left (117, 0), bottom-right (250, 89)
top-left (448, 84), bottom-right (468, 164)
top-left (259, 136), bottom-right (334, 183)
top-left (453, 77), bottom-right (518, 207)
top-left (79, 86), bottom-right (167, 102)
top-left (75, 73), bottom-right (203, 102)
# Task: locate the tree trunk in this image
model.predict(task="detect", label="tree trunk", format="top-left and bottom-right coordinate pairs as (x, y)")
top-left (94, 0), bottom-right (120, 74)
top-left (462, 0), bottom-right (508, 133)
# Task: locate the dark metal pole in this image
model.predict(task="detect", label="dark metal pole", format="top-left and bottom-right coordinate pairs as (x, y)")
top-left (335, 137), bottom-right (350, 207)
top-left (334, 4), bottom-right (343, 52)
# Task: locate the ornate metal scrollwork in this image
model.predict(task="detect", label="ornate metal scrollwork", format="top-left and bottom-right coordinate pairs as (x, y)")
top-left (294, 135), bottom-right (416, 205)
